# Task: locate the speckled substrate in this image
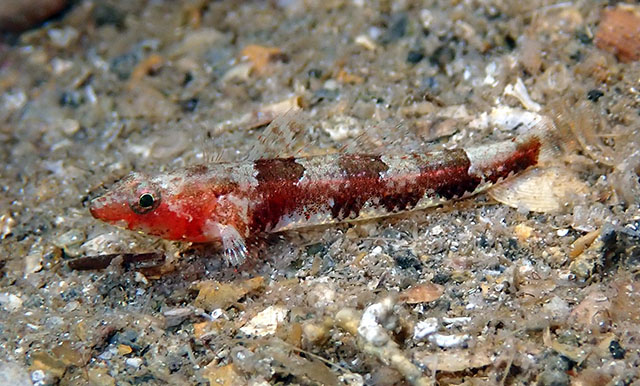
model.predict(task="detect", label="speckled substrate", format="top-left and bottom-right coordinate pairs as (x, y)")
top-left (1, 1), bottom-right (639, 385)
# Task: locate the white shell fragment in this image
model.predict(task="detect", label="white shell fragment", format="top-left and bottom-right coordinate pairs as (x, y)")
top-left (413, 318), bottom-right (439, 341)
top-left (428, 333), bottom-right (470, 348)
top-left (504, 77), bottom-right (541, 112)
top-left (357, 297), bottom-right (396, 346)
top-left (469, 106), bottom-right (551, 132)
top-left (489, 167), bottom-right (589, 213)
top-left (354, 34), bottom-right (378, 51)
top-left (239, 305), bottom-right (288, 336)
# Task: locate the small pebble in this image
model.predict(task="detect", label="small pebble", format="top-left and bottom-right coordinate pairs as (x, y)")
top-left (407, 50), bottom-right (424, 64)
top-left (419, 9), bottom-right (433, 29)
top-left (30, 370), bottom-right (46, 383)
top-left (92, 3), bottom-right (125, 28)
top-left (53, 229), bottom-right (85, 249)
top-left (3, 90), bottom-right (27, 111)
top-left (428, 333), bottom-right (469, 348)
top-left (609, 340), bottom-right (625, 359)
top-left (413, 318), bottom-right (438, 340)
top-left (180, 98), bottom-right (198, 112)
top-left (355, 35), bottom-right (377, 51)
top-left (576, 30), bottom-right (592, 45)
top-left (302, 322), bottom-right (329, 345)
top-left (383, 13), bottom-right (408, 43)
top-left (323, 79), bottom-right (339, 91)
top-left (0, 213), bottom-right (16, 239)
top-left (61, 300), bottom-right (79, 313)
top-left (429, 44), bottom-right (455, 69)
top-left (430, 225), bottom-right (443, 236)
top-left (307, 68), bottom-right (322, 78)
top-left (59, 91), bottom-right (83, 108)
top-left (442, 316), bottom-right (471, 326)
top-left (0, 293), bottom-right (23, 312)
top-left (48, 27), bottom-right (79, 48)
top-left (587, 89), bottom-right (604, 102)
top-left (125, 357), bottom-right (143, 369)
top-left (239, 305), bottom-right (288, 336)
top-left (60, 119), bottom-right (80, 136)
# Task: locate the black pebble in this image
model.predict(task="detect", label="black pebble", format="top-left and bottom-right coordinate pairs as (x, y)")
top-left (429, 44), bottom-right (456, 69)
top-left (407, 50), bottom-right (424, 64)
top-left (59, 91), bottom-right (84, 108)
top-left (110, 52), bottom-right (139, 80)
top-left (587, 89), bottom-right (604, 102)
top-left (92, 3), bottom-right (125, 28)
top-left (478, 235), bottom-right (490, 248)
top-left (383, 14), bottom-right (408, 43)
top-left (432, 272), bottom-right (451, 284)
top-left (180, 98), bottom-right (199, 112)
top-left (310, 88), bottom-right (338, 105)
top-left (569, 51), bottom-right (582, 62)
top-left (609, 340), bottom-right (626, 359)
top-left (308, 68), bottom-right (322, 78)
top-left (305, 242), bottom-right (326, 256)
top-left (394, 250), bottom-right (422, 271)
top-left (576, 31), bottom-right (593, 45)
top-left (504, 35), bottom-right (516, 50)
top-left (182, 72), bottom-right (194, 86)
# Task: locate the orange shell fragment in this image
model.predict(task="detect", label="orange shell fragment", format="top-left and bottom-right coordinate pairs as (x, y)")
top-left (595, 6), bottom-right (640, 63)
top-left (241, 44), bottom-right (286, 74)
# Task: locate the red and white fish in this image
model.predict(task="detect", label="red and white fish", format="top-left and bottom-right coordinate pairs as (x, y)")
top-left (89, 129), bottom-right (547, 265)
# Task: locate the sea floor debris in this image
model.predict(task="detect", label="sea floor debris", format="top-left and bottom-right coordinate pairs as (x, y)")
top-left (1, 0), bottom-right (639, 384)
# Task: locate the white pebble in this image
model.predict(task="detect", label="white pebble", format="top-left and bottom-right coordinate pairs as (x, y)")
top-left (239, 306), bottom-right (288, 336)
top-left (0, 293), bottom-right (22, 312)
top-left (430, 225), bottom-right (443, 236)
top-left (125, 357), bottom-right (143, 369)
top-left (442, 316), bottom-right (471, 326)
top-left (428, 333), bottom-right (469, 348)
top-left (369, 246), bottom-right (383, 256)
top-left (3, 90), bottom-right (27, 111)
top-left (355, 35), bottom-right (377, 51)
top-left (48, 27), bottom-right (78, 48)
top-left (31, 370), bottom-right (46, 383)
top-left (413, 318), bottom-right (438, 340)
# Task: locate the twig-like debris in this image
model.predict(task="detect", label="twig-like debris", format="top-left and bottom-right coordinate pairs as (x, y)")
top-left (67, 252), bottom-right (165, 270)
top-left (335, 298), bottom-right (432, 386)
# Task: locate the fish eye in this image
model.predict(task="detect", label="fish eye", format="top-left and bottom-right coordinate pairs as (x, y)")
top-left (129, 183), bottom-right (161, 215)
top-left (139, 193), bottom-right (155, 208)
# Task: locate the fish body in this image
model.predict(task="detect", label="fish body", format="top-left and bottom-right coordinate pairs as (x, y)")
top-left (89, 135), bottom-right (542, 265)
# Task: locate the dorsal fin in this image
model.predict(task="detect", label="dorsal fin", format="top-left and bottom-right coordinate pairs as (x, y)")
top-left (469, 106), bottom-right (564, 164)
top-left (245, 110), bottom-right (310, 161)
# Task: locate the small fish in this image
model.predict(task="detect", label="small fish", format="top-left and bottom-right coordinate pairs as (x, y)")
top-left (90, 133), bottom-right (543, 265)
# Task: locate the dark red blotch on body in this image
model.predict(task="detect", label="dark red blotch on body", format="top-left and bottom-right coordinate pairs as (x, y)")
top-left (247, 139), bottom-right (540, 232)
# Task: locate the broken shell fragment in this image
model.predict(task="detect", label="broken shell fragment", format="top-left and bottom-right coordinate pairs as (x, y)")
top-left (489, 167), bottom-right (589, 213)
top-left (595, 5), bottom-right (640, 63)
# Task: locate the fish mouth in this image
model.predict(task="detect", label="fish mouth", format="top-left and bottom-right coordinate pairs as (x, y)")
top-left (88, 195), bottom-right (111, 220)
top-left (89, 193), bottom-right (127, 223)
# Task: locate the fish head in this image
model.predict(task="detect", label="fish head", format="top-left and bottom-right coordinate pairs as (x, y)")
top-left (90, 171), bottom-right (201, 241)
